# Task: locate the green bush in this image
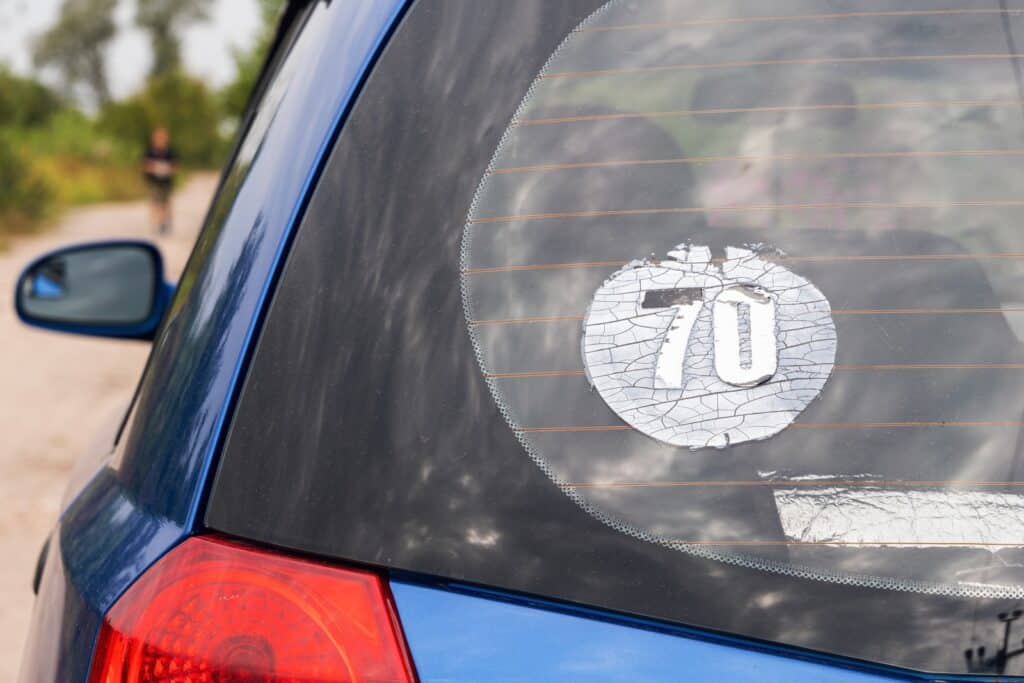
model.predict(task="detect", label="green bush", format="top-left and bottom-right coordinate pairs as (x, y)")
top-left (145, 70), bottom-right (225, 165)
top-left (0, 133), bottom-right (56, 237)
top-left (0, 45), bottom-right (230, 246)
top-left (17, 108), bottom-right (144, 206)
top-left (25, 108), bottom-right (132, 161)
top-left (0, 69), bottom-right (64, 129)
top-left (95, 99), bottom-right (152, 157)
top-left (99, 69), bottom-right (226, 166)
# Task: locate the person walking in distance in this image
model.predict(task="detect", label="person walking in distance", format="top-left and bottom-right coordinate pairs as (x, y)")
top-left (143, 127), bottom-right (178, 235)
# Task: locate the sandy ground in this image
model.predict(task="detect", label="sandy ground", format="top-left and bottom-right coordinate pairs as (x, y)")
top-left (0, 174), bottom-right (216, 679)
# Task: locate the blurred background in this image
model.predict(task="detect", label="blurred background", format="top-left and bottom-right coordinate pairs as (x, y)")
top-left (0, 0), bottom-right (283, 237)
top-left (0, 0), bottom-right (282, 676)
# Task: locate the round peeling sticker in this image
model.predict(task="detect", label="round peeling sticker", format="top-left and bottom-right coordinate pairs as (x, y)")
top-left (582, 245), bottom-right (837, 449)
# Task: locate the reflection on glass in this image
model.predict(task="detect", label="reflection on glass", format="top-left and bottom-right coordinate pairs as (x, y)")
top-left (20, 245), bottom-right (156, 325)
top-left (965, 609), bottom-right (1024, 675)
top-left (463, 0), bottom-right (1024, 598)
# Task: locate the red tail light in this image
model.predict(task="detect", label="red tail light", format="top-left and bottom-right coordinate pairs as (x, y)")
top-left (88, 535), bottom-right (417, 683)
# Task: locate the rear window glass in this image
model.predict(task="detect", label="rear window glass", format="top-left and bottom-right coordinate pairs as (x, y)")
top-left (211, 1), bottom-right (1024, 675)
top-left (463, 0), bottom-right (1024, 600)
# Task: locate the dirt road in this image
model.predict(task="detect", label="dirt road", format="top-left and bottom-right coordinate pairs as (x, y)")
top-left (0, 174), bottom-right (216, 679)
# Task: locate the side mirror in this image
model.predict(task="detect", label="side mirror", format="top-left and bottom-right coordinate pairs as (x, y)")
top-left (15, 241), bottom-right (172, 340)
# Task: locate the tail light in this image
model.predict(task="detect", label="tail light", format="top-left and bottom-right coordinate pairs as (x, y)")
top-left (88, 535), bottom-right (417, 682)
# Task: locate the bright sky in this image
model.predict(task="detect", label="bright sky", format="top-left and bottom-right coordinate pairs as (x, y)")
top-left (0, 0), bottom-right (262, 100)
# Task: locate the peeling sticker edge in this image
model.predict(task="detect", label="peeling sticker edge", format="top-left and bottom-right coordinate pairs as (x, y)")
top-left (775, 487), bottom-right (1024, 552)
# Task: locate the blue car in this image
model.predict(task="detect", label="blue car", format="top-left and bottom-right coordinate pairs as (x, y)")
top-left (15, 1), bottom-right (1024, 680)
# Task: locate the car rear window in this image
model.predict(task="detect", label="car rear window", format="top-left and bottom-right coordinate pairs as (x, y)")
top-left (466, 0), bottom-right (1024, 597)
top-left (209, 1), bottom-right (1024, 675)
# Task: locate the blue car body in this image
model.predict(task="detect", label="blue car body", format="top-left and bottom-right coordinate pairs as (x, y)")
top-left (21, 2), bottom-right (408, 679)
top-left (17, 2), bottom-right (1024, 681)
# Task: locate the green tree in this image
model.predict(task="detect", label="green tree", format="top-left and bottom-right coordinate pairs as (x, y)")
top-left (220, 0), bottom-right (285, 125)
top-left (136, 0), bottom-right (214, 77)
top-left (32, 0), bottom-right (117, 106)
top-left (0, 131), bottom-right (55, 233)
top-left (99, 69), bottom-right (225, 166)
top-left (0, 68), bottom-right (64, 128)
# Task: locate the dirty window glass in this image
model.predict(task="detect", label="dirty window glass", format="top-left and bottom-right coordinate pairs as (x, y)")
top-left (211, 1), bottom-right (1024, 674)
top-left (463, 0), bottom-right (1024, 598)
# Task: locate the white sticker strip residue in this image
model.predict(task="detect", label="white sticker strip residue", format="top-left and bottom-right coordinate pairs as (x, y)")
top-left (774, 487), bottom-right (1024, 551)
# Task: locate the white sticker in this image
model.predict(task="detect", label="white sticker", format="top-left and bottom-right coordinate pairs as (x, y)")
top-left (582, 245), bottom-right (837, 449)
top-left (774, 487), bottom-right (1024, 551)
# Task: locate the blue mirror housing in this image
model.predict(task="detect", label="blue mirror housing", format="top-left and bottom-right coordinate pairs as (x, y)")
top-left (14, 240), bottom-right (173, 341)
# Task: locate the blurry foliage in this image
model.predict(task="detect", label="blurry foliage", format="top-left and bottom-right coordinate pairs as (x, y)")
top-left (0, 0), bottom-right (285, 243)
top-left (33, 0), bottom-right (118, 106)
top-left (0, 103), bottom-right (145, 238)
top-left (136, 0), bottom-right (214, 77)
top-left (24, 109), bottom-right (146, 204)
top-left (0, 68), bottom-right (64, 128)
top-left (99, 70), bottom-right (227, 166)
top-left (0, 132), bottom-right (55, 237)
top-left (0, 77), bottom-right (145, 239)
top-left (221, 0), bottom-right (285, 126)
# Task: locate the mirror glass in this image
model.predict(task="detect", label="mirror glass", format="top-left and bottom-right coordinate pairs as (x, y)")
top-left (18, 245), bottom-right (157, 326)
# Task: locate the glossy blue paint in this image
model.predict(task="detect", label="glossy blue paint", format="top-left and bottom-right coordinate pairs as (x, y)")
top-left (179, 0), bottom-right (410, 533)
top-left (17, 2), bottom-right (410, 681)
top-left (393, 580), bottom-right (1005, 683)
top-left (113, 0), bottom-right (407, 529)
top-left (13, 239), bottom-right (172, 340)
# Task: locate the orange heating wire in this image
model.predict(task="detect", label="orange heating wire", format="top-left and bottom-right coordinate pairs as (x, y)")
top-left (832, 306), bottom-right (1024, 315)
top-left (566, 480), bottom-right (1024, 488)
top-left (469, 200), bottom-right (1024, 225)
top-left (465, 252), bottom-right (1024, 274)
top-left (542, 53), bottom-right (1024, 79)
top-left (513, 422), bottom-right (1024, 434)
top-left (484, 365), bottom-right (1024, 379)
top-left (511, 99), bottom-right (1024, 127)
top-left (487, 149), bottom-right (1024, 176)
top-left (656, 540), bottom-right (1024, 546)
top-left (576, 8), bottom-right (1024, 34)
top-left (469, 307), bottom-right (1024, 326)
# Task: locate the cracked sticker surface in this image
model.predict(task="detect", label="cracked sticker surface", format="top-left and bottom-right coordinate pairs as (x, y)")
top-left (582, 245), bottom-right (836, 448)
